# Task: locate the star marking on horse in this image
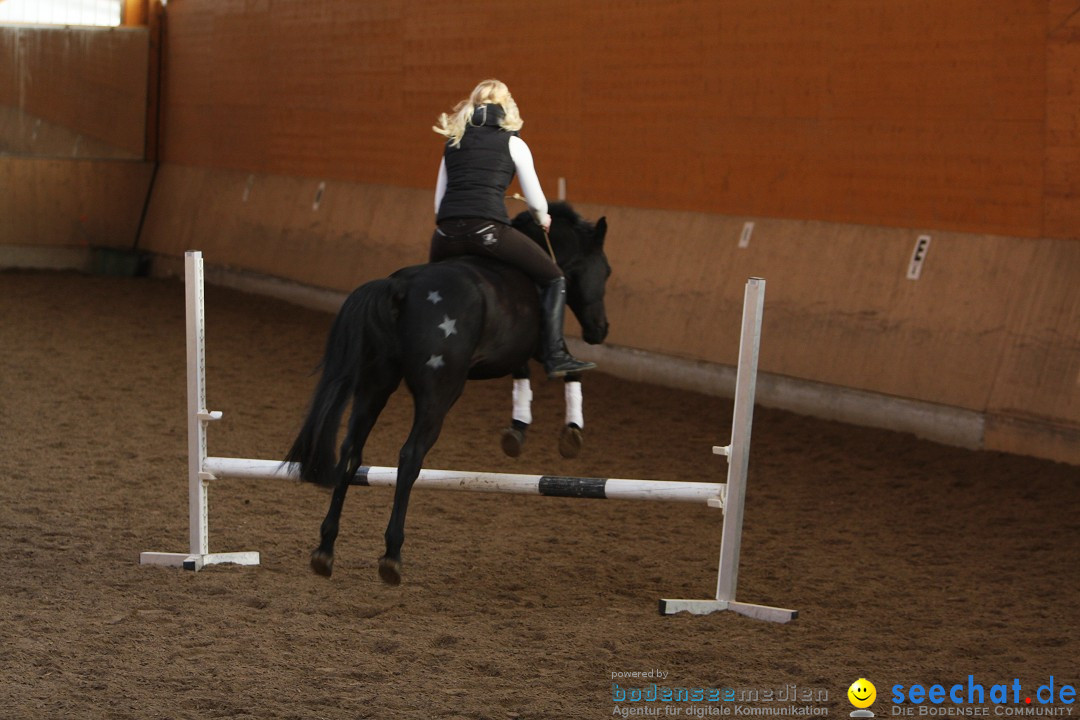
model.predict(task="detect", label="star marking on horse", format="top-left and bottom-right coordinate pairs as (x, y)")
top-left (426, 354), bottom-right (445, 370)
top-left (427, 290), bottom-right (443, 305)
top-left (438, 315), bottom-right (457, 338)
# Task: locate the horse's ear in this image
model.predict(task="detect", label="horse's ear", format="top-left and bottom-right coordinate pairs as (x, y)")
top-left (593, 217), bottom-right (607, 246)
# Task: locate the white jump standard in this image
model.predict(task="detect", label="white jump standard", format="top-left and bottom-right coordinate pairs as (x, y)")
top-left (140, 251), bottom-right (796, 623)
top-left (139, 252), bottom-right (258, 572)
top-left (657, 273), bottom-right (795, 622)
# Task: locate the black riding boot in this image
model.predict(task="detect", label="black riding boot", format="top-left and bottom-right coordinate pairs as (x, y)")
top-left (540, 277), bottom-right (597, 379)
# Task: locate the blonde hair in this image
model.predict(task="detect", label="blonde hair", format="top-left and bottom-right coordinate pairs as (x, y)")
top-left (433, 79), bottom-right (524, 147)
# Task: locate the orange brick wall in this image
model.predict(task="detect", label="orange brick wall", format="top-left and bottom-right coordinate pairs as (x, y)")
top-left (157, 0), bottom-right (1073, 239)
top-left (1045, 1), bottom-right (1080, 238)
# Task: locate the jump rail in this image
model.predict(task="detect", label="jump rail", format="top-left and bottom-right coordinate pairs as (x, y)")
top-left (140, 251), bottom-right (797, 623)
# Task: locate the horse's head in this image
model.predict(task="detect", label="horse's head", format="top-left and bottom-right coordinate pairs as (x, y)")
top-left (556, 213), bottom-right (610, 345)
top-left (515, 202), bottom-right (611, 345)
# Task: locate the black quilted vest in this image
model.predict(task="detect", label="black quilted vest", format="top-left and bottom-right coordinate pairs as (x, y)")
top-left (436, 104), bottom-right (517, 224)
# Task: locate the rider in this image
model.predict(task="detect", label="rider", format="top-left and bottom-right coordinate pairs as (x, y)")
top-left (431, 79), bottom-right (596, 379)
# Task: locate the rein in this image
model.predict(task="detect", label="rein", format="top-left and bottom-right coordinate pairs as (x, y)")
top-left (541, 228), bottom-right (556, 263)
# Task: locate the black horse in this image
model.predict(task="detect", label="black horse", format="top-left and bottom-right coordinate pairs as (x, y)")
top-left (285, 202), bottom-right (610, 584)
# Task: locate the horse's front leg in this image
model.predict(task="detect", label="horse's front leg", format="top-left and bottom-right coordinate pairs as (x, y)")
top-left (500, 364), bottom-right (532, 457)
top-left (559, 375), bottom-right (585, 458)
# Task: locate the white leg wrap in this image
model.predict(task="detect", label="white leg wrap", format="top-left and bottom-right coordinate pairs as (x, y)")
top-left (512, 378), bottom-right (533, 425)
top-left (564, 381), bottom-right (584, 428)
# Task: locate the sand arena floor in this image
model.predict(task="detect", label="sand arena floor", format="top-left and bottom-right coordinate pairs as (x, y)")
top-left (1, 269), bottom-right (1077, 719)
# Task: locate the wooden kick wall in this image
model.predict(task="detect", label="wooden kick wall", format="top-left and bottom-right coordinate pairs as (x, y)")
top-left (140, 170), bottom-right (1080, 465)
top-left (0, 25), bottom-right (149, 158)
top-left (0, 26), bottom-right (153, 253)
top-left (3, 2), bottom-right (1077, 464)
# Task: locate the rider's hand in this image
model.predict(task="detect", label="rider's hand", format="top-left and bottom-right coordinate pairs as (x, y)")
top-left (539, 213), bottom-right (552, 231)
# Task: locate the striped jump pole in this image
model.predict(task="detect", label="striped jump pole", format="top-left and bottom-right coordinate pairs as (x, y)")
top-left (202, 458), bottom-right (726, 504)
top-left (140, 252), bottom-right (797, 622)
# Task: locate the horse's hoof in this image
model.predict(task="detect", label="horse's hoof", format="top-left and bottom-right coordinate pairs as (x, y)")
top-left (559, 424), bottom-right (584, 458)
top-left (500, 426), bottom-right (525, 457)
top-left (310, 549), bottom-right (334, 577)
top-left (378, 556), bottom-right (402, 586)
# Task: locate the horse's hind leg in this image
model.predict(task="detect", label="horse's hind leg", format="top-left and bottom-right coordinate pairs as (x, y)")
top-left (311, 372), bottom-right (399, 578)
top-left (379, 378), bottom-right (466, 585)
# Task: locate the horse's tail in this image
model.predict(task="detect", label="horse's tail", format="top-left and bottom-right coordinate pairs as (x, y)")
top-left (284, 278), bottom-right (401, 488)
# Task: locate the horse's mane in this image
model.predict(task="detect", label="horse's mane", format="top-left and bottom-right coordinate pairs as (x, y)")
top-left (549, 201), bottom-right (588, 229)
top-left (514, 201), bottom-right (599, 253)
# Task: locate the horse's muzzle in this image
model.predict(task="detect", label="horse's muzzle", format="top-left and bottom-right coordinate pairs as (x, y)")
top-left (583, 320), bottom-right (609, 345)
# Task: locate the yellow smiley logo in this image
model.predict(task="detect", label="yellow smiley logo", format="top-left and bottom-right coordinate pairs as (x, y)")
top-left (848, 678), bottom-right (877, 709)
